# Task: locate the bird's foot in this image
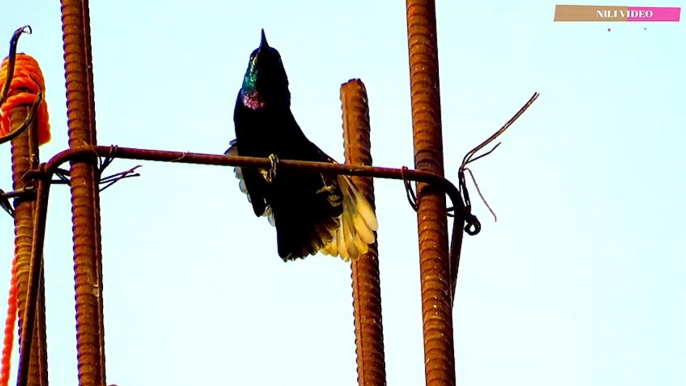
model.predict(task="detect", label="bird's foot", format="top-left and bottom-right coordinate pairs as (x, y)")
top-left (316, 184), bottom-right (336, 194)
top-left (266, 154), bottom-right (279, 183)
top-left (316, 175), bottom-right (337, 195)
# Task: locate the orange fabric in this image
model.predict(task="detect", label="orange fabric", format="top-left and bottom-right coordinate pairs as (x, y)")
top-left (0, 256), bottom-right (18, 386)
top-left (0, 53), bottom-right (51, 145)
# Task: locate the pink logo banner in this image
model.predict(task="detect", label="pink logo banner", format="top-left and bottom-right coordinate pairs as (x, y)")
top-left (554, 5), bottom-right (681, 22)
top-left (627, 7), bottom-right (681, 21)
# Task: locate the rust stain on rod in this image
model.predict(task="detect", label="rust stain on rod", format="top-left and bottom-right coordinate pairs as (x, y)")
top-left (405, 0), bottom-right (456, 385)
top-left (341, 79), bottom-right (386, 386)
top-left (60, 0), bottom-right (107, 385)
top-left (10, 92), bottom-right (48, 386)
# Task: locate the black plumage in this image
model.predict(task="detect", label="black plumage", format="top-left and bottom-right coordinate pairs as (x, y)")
top-left (226, 30), bottom-right (378, 261)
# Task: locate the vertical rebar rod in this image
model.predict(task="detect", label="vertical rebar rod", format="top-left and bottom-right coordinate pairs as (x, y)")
top-left (60, 1), bottom-right (107, 385)
top-left (341, 79), bottom-right (387, 386)
top-left (10, 91), bottom-right (48, 386)
top-left (405, 0), bottom-right (456, 385)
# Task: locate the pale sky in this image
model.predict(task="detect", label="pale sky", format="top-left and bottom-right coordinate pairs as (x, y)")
top-left (2, 0), bottom-right (685, 385)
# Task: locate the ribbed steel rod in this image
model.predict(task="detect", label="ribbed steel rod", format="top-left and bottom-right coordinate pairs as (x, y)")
top-left (10, 90), bottom-right (48, 386)
top-left (341, 79), bottom-right (386, 386)
top-left (60, 0), bottom-right (107, 385)
top-left (405, 0), bottom-right (456, 385)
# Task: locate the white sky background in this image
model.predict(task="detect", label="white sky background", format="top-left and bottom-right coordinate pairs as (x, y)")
top-left (2, 0), bottom-right (685, 385)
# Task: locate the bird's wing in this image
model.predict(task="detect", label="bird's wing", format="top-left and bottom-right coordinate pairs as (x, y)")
top-left (225, 139), bottom-right (275, 226)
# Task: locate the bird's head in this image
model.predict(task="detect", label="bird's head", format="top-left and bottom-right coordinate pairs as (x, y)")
top-left (240, 29), bottom-right (290, 109)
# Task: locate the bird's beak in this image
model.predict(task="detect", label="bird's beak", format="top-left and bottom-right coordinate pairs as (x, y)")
top-left (259, 29), bottom-right (269, 53)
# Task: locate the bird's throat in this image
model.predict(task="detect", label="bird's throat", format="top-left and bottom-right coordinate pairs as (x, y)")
top-left (241, 90), bottom-right (266, 110)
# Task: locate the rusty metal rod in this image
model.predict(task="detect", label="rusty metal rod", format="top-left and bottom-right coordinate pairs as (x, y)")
top-left (341, 79), bottom-right (386, 386)
top-left (15, 177), bottom-right (49, 386)
top-left (405, 0), bottom-right (457, 385)
top-left (10, 90), bottom-right (48, 386)
top-left (60, 0), bottom-right (107, 385)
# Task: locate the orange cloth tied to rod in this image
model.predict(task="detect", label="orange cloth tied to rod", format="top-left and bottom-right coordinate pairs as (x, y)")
top-left (0, 52), bottom-right (51, 145)
top-left (0, 52), bottom-right (50, 386)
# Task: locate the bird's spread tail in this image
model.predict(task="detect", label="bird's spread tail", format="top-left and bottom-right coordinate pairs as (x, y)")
top-left (321, 175), bottom-right (378, 261)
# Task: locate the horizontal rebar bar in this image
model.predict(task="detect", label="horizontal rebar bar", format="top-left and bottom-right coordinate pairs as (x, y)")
top-left (29, 146), bottom-right (473, 226)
